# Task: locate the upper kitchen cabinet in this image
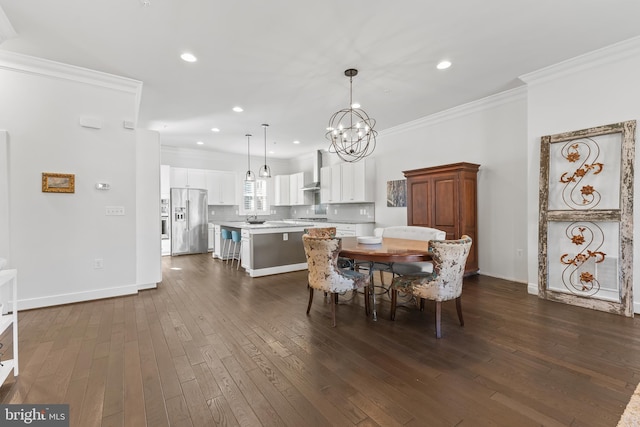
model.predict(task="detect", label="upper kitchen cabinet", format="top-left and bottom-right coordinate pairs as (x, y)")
top-left (290, 171), bottom-right (311, 205)
top-left (160, 165), bottom-right (171, 199)
top-left (206, 170), bottom-right (236, 205)
top-left (274, 175), bottom-right (290, 206)
top-left (274, 172), bottom-right (311, 206)
top-left (322, 159), bottom-right (375, 203)
top-left (170, 167), bottom-right (206, 189)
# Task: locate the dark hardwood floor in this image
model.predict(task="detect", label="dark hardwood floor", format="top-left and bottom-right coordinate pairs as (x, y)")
top-left (1, 253), bottom-right (639, 426)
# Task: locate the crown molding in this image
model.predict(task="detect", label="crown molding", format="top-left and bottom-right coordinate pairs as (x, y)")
top-left (380, 86), bottom-right (527, 137)
top-left (0, 50), bottom-right (142, 94)
top-left (0, 6), bottom-right (17, 44)
top-left (520, 36), bottom-right (640, 86)
top-left (0, 50), bottom-right (143, 124)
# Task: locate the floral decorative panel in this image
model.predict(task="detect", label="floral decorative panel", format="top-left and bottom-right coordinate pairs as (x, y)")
top-left (538, 120), bottom-right (635, 317)
top-left (547, 133), bottom-right (621, 211)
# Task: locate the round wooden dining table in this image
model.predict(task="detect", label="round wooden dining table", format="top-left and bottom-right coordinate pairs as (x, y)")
top-left (339, 236), bottom-right (431, 320)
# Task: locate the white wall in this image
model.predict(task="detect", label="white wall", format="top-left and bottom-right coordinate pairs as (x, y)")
top-left (0, 51), bottom-right (156, 309)
top-left (522, 36), bottom-right (640, 312)
top-left (370, 88), bottom-right (529, 283)
top-left (136, 129), bottom-right (161, 289)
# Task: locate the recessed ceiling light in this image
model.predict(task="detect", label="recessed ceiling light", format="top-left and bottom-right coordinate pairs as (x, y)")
top-left (437, 60), bottom-right (452, 70)
top-left (196, 141), bottom-right (204, 145)
top-left (269, 150), bottom-right (275, 155)
top-left (293, 140), bottom-right (301, 144)
top-left (351, 103), bottom-right (361, 109)
top-left (170, 267), bottom-right (182, 270)
top-left (211, 128), bottom-right (220, 132)
top-left (180, 53), bottom-right (197, 63)
top-left (233, 106), bottom-right (243, 112)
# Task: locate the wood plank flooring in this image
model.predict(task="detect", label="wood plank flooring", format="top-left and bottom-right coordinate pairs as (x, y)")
top-left (1, 253), bottom-right (640, 426)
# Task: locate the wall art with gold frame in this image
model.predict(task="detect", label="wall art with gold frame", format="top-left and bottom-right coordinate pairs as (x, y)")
top-left (538, 121), bottom-right (635, 317)
top-left (42, 173), bottom-right (75, 193)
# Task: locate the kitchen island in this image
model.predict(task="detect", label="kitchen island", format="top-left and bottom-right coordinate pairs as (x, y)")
top-left (215, 220), bottom-right (316, 277)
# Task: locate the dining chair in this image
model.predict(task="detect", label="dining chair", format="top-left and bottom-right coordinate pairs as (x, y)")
top-left (383, 226), bottom-right (446, 276)
top-left (302, 228), bottom-right (370, 327)
top-left (389, 235), bottom-right (472, 338)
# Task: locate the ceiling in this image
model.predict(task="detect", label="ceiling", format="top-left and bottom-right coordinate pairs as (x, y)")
top-left (2, 1), bottom-right (640, 159)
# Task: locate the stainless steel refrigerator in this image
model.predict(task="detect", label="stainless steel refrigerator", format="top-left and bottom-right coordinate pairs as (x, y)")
top-left (171, 188), bottom-right (208, 255)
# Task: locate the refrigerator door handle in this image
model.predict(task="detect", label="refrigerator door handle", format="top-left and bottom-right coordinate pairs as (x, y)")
top-left (186, 200), bottom-right (189, 230)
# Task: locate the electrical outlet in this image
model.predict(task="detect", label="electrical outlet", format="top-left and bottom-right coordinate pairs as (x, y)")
top-left (334, 209), bottom-right (337, 214)
top-left (210, 210), bottom-right (215, 215)
top-left (94, 258), bottom-right (103, 269)
top-left (283, 233), bottom-right (288, 241)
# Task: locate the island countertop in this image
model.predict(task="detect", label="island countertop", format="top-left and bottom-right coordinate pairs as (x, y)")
top-left (215, 220), bottom-right (318, 234)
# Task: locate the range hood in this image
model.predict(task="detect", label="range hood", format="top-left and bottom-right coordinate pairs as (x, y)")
top-left (301, 150), bottom-right (322, 191)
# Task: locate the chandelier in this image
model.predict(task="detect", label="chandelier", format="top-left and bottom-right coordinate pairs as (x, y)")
top-left (325, 68), bottom-right (377, 162)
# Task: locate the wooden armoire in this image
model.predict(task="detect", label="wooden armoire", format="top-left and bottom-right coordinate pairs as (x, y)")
top-left (403, 162), bottom-right (479, 275)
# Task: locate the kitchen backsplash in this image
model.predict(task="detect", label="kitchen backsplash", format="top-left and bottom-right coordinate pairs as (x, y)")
top-left (207, 202), bottom-right (374, 223)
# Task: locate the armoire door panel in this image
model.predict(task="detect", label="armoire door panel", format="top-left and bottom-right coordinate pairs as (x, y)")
top-left (409, 181), bottom-right (430, 225)
top-left (433, 177), bottom-right (456, 228)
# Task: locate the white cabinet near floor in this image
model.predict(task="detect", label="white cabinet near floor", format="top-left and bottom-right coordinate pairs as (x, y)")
top-left (324, 222), bottom-right (374, 237)
top-left (0, 269), bottom-right (18, 386)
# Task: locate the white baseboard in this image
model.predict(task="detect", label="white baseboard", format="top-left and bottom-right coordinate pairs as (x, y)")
top-left (138, 282), bottom-right (158, 290)
top-left (17, 284), bottom-right (139, 310)
top-left (527, 283), bottom-right (538, 295)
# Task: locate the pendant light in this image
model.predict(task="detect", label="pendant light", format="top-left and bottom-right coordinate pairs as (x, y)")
top-left (325, 68), bottom-right (377, 162)
top-left (258, 124), bottom-right (272, 178)
top-left (244, 133), bottom-right (255, 182)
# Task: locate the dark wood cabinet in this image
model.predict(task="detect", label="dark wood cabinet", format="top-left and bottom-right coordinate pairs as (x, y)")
top-left (403, 162), bottom-right (479, 275)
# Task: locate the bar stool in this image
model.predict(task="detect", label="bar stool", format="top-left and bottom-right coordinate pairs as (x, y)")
top-left (230, 230), bottom-right (242, 269)
top-left (221, 229), bottom-right (232, 261)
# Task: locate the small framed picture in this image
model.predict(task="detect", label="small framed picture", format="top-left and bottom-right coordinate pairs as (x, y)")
top-left (42, 172), bottom-right (75, 193)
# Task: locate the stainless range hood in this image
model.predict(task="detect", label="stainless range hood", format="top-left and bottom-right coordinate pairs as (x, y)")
top-left (301, 150), bottom-right (322, 191)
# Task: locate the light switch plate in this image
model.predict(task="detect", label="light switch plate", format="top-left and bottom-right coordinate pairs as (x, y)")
top-left (106, 206), bottom-right (125, 215)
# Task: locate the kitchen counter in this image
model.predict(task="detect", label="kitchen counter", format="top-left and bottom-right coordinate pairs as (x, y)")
top-left (212, 220), bottom-right (375, 277)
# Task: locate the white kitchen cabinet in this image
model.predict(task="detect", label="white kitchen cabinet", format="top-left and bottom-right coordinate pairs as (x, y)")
top-left (0, 269), bottom-right (18, 387)
top-left (187, 169), bottom-right (207, 189)
top-left (170, 167), bottom-right (189, 188)
top-left (340, 159), bottom-right (375, 203)
top-left (241, 229), bottom-right (251, 269)
top-left (289, 172), bottom-right (302, 205)
top-left (322, 160), bottom-right (375, 203)
top-left (324, 222), bottom-right (374, 237)
top-left (160, 164), bottom-right (171, 199)
top-left (213, 224), bottom-right (222, 259)
top-left (274, 175), bottom-right (290, 206)
top-left (320, 166), bottom-right (334, 203)
top-left (170, 167), bottom-right (209, 190)
top-left (208, 223), bottom-right (214, 252)
top-left (206, 171), bottom-right (236, 205)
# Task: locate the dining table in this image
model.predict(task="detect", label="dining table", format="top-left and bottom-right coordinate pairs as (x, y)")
top-left (339, 236), bottom-right (432, 320)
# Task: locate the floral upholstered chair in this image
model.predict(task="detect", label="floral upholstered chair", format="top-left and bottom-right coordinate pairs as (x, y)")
top-left (302, 228), bottom-right (370, 327)
top-left (390, 235), bottom-right (472, 338)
